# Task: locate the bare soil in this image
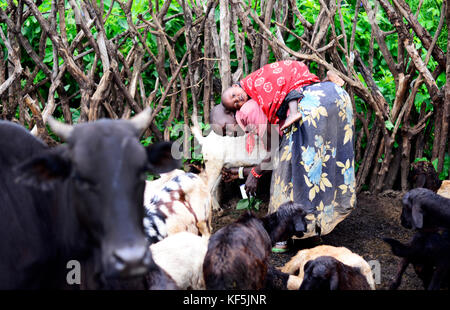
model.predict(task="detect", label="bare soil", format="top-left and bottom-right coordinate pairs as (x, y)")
top-left (212, 178), bottom-right (424, 290)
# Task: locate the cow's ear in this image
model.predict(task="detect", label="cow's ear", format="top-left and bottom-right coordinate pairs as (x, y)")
top-left (411, 203), bottom-right (424, 229)
top-left (14, 151), bottom-right (72, 191)
top-left (146, 142), bottom-right (180, 174)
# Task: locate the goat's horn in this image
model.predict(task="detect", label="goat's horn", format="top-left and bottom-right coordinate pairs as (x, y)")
top-left (130, 107), bottom-right (152, 133)
top-left (47, 116), bottom-right (74, 141)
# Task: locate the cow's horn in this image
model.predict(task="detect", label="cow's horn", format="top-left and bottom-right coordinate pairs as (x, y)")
top-left (47, 116), bottom-right (74, 141)
top-left (130, 107), bottom-right (152, 133)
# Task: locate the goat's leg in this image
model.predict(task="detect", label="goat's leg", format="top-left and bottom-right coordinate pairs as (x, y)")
top-left (389, 258), bottom-right (409, 290)
top-left (414, 263), bottom-right (433, 289)
top-left (210, 176), bottom-right (224, 215)
top-left (204, 161), bottom-right (224, 213)
top-left (427, 264), bottom-right (449, 290)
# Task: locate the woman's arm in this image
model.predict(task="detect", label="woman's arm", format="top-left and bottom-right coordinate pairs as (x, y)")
top-left (245, 123), bottom-right (275, 196)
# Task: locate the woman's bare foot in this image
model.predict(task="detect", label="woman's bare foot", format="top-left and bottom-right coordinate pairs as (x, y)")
top-left (281, 112), bottom-right (302, 131)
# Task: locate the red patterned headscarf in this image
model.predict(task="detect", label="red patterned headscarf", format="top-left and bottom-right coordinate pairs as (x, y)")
top-left (240, 60), bottom-right (320, 125)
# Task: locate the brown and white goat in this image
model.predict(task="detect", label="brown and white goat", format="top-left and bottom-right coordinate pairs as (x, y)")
top-left (143, 169), bottom-right (212, 243)
top-left (299, 256), bottom-right (372, 290)
top-left (281, 245), bottom-right (376, 289)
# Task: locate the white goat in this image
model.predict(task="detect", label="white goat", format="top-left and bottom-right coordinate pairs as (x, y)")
top-left (150, 232), bottom-right (209, 290)
top-left (281, 245), bottom-right (376, 290)
top-left (191, 119), bottom-right (268, 211)
top-left (143, 169), bottom-right (212, 243)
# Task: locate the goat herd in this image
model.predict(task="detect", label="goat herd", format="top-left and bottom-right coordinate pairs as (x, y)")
top-left (0, 109), bottom-right (449, 291)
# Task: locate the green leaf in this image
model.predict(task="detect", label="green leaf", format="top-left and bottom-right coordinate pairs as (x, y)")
top-left (414, 157), bottom-right (428, 163)
top-left (254, 199), bottom-right (261, 211)
top-left (385, 120), bottom-right (394, 131)
top-left (141, 135), bottom-right (153, 147)
top-left (432, 158), bottom-right (439, 171)
top-left (440, 154), bottom-right (450, 180)
top-left (70, 108), bottom-right (80, 124)
top-left (236, 199), bottom-right (250, 210)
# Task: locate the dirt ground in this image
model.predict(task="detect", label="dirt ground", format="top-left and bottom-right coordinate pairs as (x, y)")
top-left (212, 177), bottom-right (424, 290)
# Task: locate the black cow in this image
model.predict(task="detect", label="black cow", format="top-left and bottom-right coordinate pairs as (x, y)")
top-left (0, 108), bottom-right (179, 289)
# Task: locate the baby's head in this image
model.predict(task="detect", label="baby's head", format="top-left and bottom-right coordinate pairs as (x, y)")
top-left (221, 84), bottom-right (248, 112)
top-left (210, 104), bottom-right (241, 136)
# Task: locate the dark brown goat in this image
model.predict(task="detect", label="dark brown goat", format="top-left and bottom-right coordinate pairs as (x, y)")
top-left (202, 202), bottom-right (307, 290)
top-left (408, 161), bottom-right (442, 192)
top-left (299, 256), bottom-right (371, 290)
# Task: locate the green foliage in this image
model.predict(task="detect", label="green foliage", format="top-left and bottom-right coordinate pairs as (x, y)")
top-left (70, 108), bottom-right (80, 124)
top-left (236, 196), bottom-right (262, 211)
top-left (189, 122), bottom-right (209, 163)
top-left (140, 135), bottom-right (154, 147)
top-left (413, 157), bottom-right (429, 163)
top-left (441, 154), bottom-right (450, 180)
top-left (2, 0), bottom-right (446, 191)
top-left (147, 174), bottom-right (157, 181)
top-left (432, 154), bottom-right (450, 181)
top-left (384, 120), bottom-right (394, 131)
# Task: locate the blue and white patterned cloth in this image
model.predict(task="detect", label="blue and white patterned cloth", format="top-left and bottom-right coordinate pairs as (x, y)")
top-left (269, 81), bottom-right (356, 238)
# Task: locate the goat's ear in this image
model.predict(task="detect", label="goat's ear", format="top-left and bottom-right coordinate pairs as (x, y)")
top-left (14, 149), bottom-right (72, 191)
top-left (329, 271), bottom-right (339, 290)
top-left (411, 203), bottom-right (424, 229)
top-left (146, 142), bottom-right (180, 174)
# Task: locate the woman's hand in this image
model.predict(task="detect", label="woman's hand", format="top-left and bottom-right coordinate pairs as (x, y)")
top-left (221, 167), bottom-right (239, 183)
top-left (245, 173), bottom-right (258, 197)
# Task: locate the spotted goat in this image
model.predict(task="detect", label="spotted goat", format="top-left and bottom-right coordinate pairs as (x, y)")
top-left (143, 169), bottom-right (212, 243)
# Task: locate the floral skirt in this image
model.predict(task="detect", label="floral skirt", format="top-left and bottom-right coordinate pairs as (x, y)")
top-left (269, 81), bottom-right (356, 238)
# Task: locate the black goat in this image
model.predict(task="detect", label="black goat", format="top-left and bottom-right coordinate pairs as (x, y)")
top-left (383, 188), bottom-right (450, 290)
top-left (264, 265), bottom-right (302, 290)
top-left (383, 231), bottom-right (450, 290)
top-left (202, 201), bottom-right (307, 290)
top-left (299, 256), bottom-right (371, 290)
top-left (401, 188), bottom-right (450, 230)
